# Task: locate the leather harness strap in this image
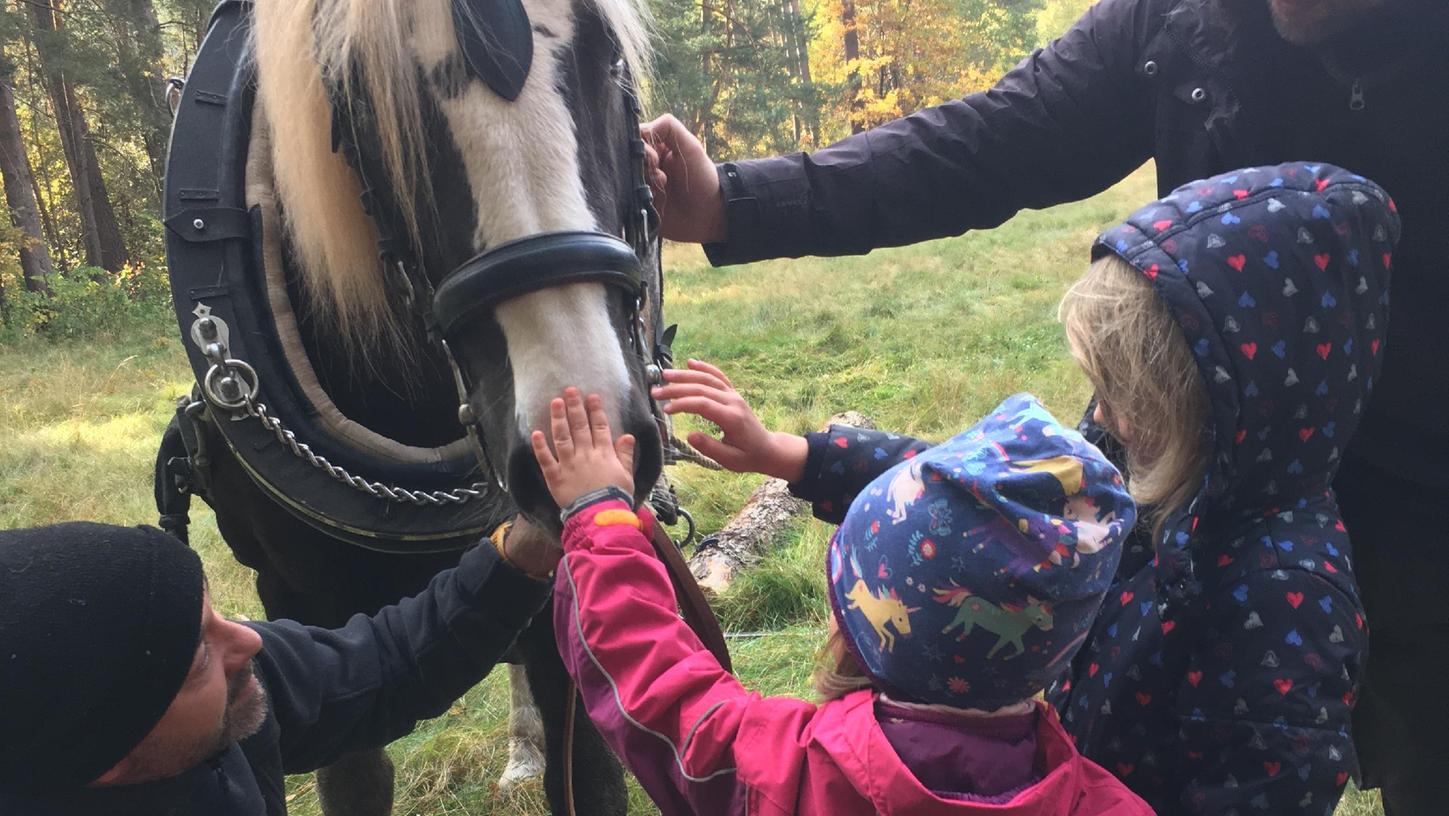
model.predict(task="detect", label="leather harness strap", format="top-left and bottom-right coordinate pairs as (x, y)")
top-left (647, 515), bottom-right (733, 672)
top-left (565, 518), bottom-right (729, 816)
top-left (489, 515), bottom-right (731, 669)
top-left (433, 231), bottom-right (643, 338)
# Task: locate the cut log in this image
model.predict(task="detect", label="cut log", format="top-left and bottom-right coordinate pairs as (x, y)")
top-left (689, 411), bottom-right (875, 593)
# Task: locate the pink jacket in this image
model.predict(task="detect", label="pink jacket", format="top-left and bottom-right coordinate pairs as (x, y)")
top-left (553, 500), bottom-right (1155, 816)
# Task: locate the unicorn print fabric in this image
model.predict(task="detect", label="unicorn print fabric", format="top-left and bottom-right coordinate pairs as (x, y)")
top-left (1048, 163), bottom-right (1400, 815)
top-left (549, 388), bottom-right (1153, 815)
top-left (829, 393), bottom-right (1136, 710)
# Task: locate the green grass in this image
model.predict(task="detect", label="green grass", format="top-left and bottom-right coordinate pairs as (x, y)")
top-left (0, 164), bottom-right (1381, 814)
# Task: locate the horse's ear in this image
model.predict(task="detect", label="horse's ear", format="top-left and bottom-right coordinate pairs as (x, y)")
top-left (453, 0), bottom-right (534, 102)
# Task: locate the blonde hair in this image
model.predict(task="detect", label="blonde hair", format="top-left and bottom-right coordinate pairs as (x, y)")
top-left (812, 627), bottom-right (874, 701)
top-left (1059, 254), bottom-right (1210, 541)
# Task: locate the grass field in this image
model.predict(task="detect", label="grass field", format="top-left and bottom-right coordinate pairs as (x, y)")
top-left (0, 164), bottom-right (1383, 814)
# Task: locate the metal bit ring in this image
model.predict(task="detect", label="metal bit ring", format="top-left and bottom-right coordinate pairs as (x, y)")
top-left (202, 359), bottom-right (260, 410)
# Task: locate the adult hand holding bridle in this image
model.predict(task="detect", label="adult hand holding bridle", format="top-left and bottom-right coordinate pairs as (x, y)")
top-left (640, 115), bottom-right (727, 244)
top-left (492, 515), bottom-right (562, 581)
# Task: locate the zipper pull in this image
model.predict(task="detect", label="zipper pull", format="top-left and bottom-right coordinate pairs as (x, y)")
top-left (1349, 78), bottom-right (1365, 111)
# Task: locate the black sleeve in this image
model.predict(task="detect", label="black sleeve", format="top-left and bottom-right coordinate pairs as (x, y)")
top-left (788, 426), bottom-right (934, 524)
top-left (250, 543), bottom-right (550, 774)
top-left (704, 0), bottom-right (1157, 266)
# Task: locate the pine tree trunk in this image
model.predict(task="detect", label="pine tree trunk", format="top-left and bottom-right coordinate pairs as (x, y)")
top-left (108, 0), bottom-right (170, 199)
top-left (841, 0), bottom-right (863, 134)
top-left (0, 60), bottom-right (54, 296)
top-left (696, 0), bottom-right (714, 152)
top-left (27, 0), bottom-right (129, 273)
top-left (18, 54), bottom-right (69, 271)
top-left (778, 0), bottom-right (816, 145)
top-left (28, 169), bottom-right (63, 270)
top-left (788, 0), bottom-right (812, 88)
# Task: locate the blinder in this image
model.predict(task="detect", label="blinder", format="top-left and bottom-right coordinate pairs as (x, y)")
top-left (452, 0), bottom-right (534, 102)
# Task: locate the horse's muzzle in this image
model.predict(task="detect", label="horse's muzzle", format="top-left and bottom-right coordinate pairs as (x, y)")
top-left (432, 230), bottom-right (664, 529)
top-left (504, 403), bottom-right (663, 528)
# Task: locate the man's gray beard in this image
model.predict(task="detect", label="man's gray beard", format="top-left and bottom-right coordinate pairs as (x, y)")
top-left (117, 661), bottom-right (271, 784)
top-left (216, 660), bottom-right (268, 748)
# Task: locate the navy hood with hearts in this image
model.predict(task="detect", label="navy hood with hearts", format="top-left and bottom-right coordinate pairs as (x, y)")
top-left (1096, 163), bottom-right (1398, 601)
top-left (1049, 162), bottom-right (1400, 815)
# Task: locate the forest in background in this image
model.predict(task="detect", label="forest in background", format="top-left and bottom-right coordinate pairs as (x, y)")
top-left (0, 0), bottom-right (1092, 337)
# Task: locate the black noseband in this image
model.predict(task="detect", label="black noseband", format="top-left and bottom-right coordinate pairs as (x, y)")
top-left (431, 230), bottom-right (651, 489)
top-left (432, 231), bottom-right (643, 339)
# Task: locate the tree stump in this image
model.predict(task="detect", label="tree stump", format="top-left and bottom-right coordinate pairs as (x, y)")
top-left (688, 411), bottom-right (875, 593)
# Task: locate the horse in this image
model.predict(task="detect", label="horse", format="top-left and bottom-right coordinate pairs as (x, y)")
top-left (844, 578), bottom-right (919, 652)
top-left (934, 584), bottom-right (1054, 659)
top-left (156, 0), bottom-right (675, 812)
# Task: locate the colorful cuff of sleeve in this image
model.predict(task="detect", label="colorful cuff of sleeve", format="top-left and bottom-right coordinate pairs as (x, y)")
top-left (559, 486), bottom-right (636, 523)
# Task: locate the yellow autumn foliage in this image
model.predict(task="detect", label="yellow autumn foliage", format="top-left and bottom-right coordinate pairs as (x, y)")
top-left (804, 0), bottom-right (1039, 142)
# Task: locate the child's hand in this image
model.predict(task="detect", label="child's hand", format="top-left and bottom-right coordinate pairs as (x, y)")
top-left (531, 388), bottom-right (636, 509)
top-left (652, 360), bottom-right (807, 482)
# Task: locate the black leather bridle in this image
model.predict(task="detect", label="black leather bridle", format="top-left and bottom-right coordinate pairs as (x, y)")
top-left (159, 0), bottom-right (680, 549)
top-left (328, 52), bottom-right (667, 493)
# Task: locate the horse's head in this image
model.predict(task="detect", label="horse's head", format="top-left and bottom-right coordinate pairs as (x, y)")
top-left (254, 0), bottom-right (661, 527)
top-left (890, 603), bottom-right (917, 636)
top-left (1024, 597), bottom-right (1054, 632)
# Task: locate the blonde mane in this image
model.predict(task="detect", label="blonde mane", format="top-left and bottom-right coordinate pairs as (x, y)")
top-left (252, 0), bottom-right (652, 344)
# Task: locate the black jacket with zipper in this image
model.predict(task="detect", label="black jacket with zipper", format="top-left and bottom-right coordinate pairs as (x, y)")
top-left (705, 0), bottom-right (1449, 490)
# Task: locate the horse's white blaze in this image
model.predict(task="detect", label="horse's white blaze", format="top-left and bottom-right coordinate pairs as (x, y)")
top-left (497, 284), bottom-right (633, 444)
top-left (411, 0), bottom-right (633, 443)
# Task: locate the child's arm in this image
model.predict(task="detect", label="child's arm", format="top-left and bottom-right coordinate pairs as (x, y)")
top-left (654, 360), bottom-right (933, 524)
top-left (531, 389), bottom-right (776, 814)
top-left (788, 425), bottom-right (934, 524)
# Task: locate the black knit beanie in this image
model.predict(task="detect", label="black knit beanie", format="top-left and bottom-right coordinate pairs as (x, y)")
top-left (0, 522), bottom-right (205, 792)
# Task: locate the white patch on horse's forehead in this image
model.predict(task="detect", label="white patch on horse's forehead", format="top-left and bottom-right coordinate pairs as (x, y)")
top-left (410, 0), bottom-right (632, 433)
top-left (410, 0), bottom-right (592, 243)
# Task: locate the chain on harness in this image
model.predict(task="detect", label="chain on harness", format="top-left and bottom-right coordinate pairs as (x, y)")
top-left (175, 51), bottom-right (703, 545)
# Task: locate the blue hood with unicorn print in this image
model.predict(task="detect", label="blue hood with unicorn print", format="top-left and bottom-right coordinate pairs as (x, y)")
top-left (826, 393), bottom-right (1136, 710)
top-left (1050, 162), bottom-right (1400, 815)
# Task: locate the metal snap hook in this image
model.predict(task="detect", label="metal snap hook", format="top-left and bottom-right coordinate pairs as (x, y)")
top-left (166, 76), bottom-right (185, 116)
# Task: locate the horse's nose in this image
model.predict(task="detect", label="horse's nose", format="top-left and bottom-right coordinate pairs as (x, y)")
top-left (506, 406), bottom-right (662, 530)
